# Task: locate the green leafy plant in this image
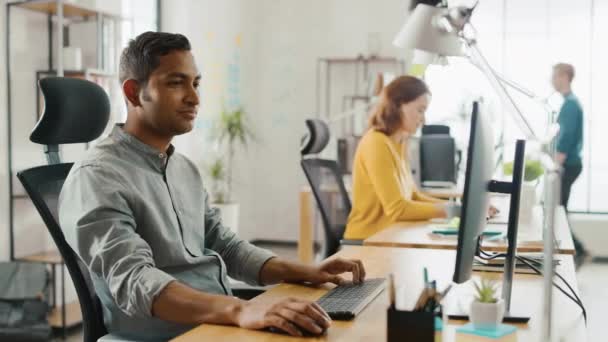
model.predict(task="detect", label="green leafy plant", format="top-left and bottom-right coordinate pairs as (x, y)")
top-left (207, 158), bottom-right (227, 204)
top-left (503, 159), bottom-right (544, 182)
top-left (473, 278), bottom-right (499, 303)
top-left (215, 107), bottom-right (255, 202)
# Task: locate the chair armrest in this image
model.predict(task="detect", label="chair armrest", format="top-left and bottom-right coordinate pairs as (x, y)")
top-left (232, 287), bottom-right (266, 300)
top-left (340, 239), bottom-right (363, 246)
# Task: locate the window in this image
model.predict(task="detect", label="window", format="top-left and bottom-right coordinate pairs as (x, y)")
top-left (424, 0), bottom-right (606, 213)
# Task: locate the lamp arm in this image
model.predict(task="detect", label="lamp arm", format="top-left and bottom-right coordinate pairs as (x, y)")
top-left (465, 40), bottom-right (539, 140)
top-left (485, 66), bottom-right (558, 119)
top-left (326, 97), bottom-right (379, 125)
top-left (493, 72), bottom-right (537, 100)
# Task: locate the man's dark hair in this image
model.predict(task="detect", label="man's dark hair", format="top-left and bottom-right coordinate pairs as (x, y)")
top-left (119, 31), bottom-right (191, 85)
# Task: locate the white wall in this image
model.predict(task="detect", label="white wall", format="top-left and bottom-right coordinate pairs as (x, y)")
top-left (572, 214), bottom-right (608, 257)
top-left (241, 0), bottom-right (409, 242)
top-left (162, 0), bottom-right (410, 241)
top-left (1, 0), bottom-right (8, 261)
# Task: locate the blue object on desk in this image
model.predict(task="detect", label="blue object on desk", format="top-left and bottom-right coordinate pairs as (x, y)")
top-left (435, 317), bottom-right (443, 331)
top-left (432, 228), bottom-right (502, 237)
top-left (456, 323), bottom-right (516, 338)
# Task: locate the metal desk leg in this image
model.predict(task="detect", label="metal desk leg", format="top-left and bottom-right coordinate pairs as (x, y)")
top-left (298, 189), bottom-right (315, 264)
top-left (51, 264), bottom-right (56, 309)
top-left (61, 265), bottom-right (66, 338)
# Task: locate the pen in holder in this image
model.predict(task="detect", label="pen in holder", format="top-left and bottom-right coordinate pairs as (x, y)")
top-left (387, 304), bottom-right (438, 342)
top-left (386, 272), bottom-right (444, 342)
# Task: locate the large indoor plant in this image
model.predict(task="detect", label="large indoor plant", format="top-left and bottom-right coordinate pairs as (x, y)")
top-left (503, 159), bottom-right (544, 222)
top-left (470, 278), bottom-right (504, 331)
top-left (209, 107), bottom-right (255, 233)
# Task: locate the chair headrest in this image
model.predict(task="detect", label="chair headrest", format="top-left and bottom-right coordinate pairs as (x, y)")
top-left (301, 119), bottom-right (330, 155)
top-left (30, 77), bottom-right (111, 145)
top-left (422, 125), bottom-right (450, 135)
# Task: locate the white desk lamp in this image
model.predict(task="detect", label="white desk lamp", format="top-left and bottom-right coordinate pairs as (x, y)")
top-left (393, 3), bottom-right (538, 141)
top-left (392, 3), bottom-right (561, 341)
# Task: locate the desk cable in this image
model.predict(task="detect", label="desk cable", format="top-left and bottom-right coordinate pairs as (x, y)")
top-left (477, 249), bottom-right (587, 325)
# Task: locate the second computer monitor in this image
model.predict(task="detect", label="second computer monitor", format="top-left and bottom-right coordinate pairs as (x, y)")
top-left (453, 102), bottom-right (494, 284)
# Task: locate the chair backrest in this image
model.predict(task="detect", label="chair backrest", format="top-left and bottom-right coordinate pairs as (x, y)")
top-left (300, 119), bottom-right (352, 257)
top-left (33, 77), bottom-right (110, 145)
top-left (301, 158), bottom-right (352, 258)
top-left (422, 124), bottom-right (450, 135)
top-left (17, 163), bottom-right (107, 342)
top-left (18, 77), bottom-right (111, 342)
top-left (420, 134), bottom-right (456, 183)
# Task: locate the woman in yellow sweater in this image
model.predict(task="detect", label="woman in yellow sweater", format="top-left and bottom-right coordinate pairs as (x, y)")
top-left (344, 76), bottom-right (450, 240)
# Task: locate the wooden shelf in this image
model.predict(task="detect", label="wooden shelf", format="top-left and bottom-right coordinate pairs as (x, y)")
top-left (14, 0), bottom-right (122, 19)
top-left (16, 1), bottom-right (99, 18)
top-left (17, 250), bottom-right (63, 264)
top-left (48, 300), bottom-right (82, 328)
top-left (38, 68), bottom-right (117, 78)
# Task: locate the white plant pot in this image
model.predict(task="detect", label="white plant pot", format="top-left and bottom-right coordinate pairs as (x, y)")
top-left (470, 299), bottom-right (504, 331)
top-left (212, 203), bottom-right (240, 234)
top-left (519, 183), bottom-right (537, 223)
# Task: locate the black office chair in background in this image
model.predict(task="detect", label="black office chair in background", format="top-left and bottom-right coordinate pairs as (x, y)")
top-left (300, 119), bottom-right (362, 259)
top-left (17, 77), bottom-right (116, 342)
top-left (419, 124), bottom-right (461, 187)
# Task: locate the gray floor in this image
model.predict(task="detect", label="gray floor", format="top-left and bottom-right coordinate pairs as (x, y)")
top-left (576, 262), bottom-right (608, 342)
top-left (56, 244), bottom-right (604, 341)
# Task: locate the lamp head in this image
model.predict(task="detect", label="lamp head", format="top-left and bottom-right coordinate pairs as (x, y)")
top-left (443, 6), bottom-right (474, 32)
top-left (393, 3), bottom-right (464, 57)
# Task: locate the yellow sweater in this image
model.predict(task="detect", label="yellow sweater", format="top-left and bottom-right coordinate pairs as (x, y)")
top-left (344, 130), bottom-right (443, 240)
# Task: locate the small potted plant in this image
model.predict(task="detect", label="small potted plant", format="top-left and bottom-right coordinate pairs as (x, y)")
top-left (470, 278), bottom-right (504, 331)
top-left (503, 159), bottom-right (544, 222)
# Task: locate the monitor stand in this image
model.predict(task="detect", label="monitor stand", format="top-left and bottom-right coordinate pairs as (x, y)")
top-left (449, 140), bottom-right (531, 323)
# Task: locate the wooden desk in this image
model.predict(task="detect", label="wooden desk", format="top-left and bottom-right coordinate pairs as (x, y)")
top-left (364, 206), bottom-right (575, 255)
top-left (172, 246), bottom-right (586, 341)
top-left (298, 185), bottom-right (463, 264)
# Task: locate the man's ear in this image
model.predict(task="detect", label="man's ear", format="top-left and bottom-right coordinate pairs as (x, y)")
top-left (122, 79), bottom-right (142, 107)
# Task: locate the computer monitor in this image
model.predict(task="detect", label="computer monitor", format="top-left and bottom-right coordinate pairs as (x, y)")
top-left (453, 101), bottom-right (494, 284)
top-left (451, 101), bottom-right (528, 322)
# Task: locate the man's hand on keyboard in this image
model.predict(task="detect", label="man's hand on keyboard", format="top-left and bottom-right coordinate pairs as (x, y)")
top-left (236, 297), bottom-right (331, 337)
top-left (307, 257), bottom-right (366, 285)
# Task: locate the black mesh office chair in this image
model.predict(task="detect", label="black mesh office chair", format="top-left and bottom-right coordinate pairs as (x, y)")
top-left (16, 77), bottom-right (117, 342)
top-left (300, 119), bottom-right (361, 258)
top-left (18, 78), bottom-right (262, 342)
top-left (420, 124), bottom-right (461, 186)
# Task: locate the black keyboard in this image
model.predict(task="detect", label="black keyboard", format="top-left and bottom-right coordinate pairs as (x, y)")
top-left (316, 278), bottom-right (385, 320)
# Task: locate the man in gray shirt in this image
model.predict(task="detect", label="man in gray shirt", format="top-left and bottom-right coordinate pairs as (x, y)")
top-left (59, 32), bottom-right (365, 340)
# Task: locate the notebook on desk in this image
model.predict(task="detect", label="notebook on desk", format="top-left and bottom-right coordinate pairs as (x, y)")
top-left (472, 255), bottom-right (560, 275)
top-left (487, 215), bottom-right (509, 225)
top-left (421, 180), bottom-right (456, 188)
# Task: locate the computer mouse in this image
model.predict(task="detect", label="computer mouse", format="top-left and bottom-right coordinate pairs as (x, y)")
top-left (267, 325), bottom-right (327, 337)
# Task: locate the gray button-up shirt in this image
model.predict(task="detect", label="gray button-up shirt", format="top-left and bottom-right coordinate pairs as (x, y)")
top-left (59, 124), bottom-right (275, 340)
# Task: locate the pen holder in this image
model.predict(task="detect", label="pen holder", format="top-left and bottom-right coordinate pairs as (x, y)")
top-left (387, 306), bottom-right (438, 342)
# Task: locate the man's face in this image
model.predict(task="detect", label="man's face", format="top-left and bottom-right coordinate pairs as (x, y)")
top-left (139, 50), bottom-right (201, 137)
top-left (551, 69), bottom-right (566, 92)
